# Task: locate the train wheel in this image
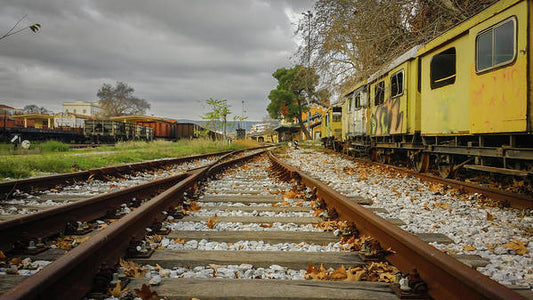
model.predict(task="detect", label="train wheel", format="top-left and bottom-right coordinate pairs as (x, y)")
top-left (436, 154), bottom-right (456, 178)
top-left (377, 152), bottom-right (390, 164)
top-left (411, 152), bottom-right (429, 173)
top-left (370, 149), bottom-right (379, 162)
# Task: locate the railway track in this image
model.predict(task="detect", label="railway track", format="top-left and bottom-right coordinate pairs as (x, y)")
top-left (336, 150), bottom-right (533, 209)
top-left (0, 149), bottom-right (530, 299)
top-left (0, 150), bottom-right (233, 201)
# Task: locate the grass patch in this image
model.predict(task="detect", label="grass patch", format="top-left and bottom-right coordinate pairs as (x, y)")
top-left (0, 138), bottom-right (251, 180)
top-left (37, 140), bottom-right (71, 153)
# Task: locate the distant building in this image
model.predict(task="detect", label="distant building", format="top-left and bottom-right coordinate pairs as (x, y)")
top-left (0, 104), bottom-right (19, 116)
top-left (62, 101), bottom-right (103, 116)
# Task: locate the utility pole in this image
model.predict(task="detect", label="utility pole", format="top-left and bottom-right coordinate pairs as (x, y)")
top-left (302, 10), bottom-right (313, 140)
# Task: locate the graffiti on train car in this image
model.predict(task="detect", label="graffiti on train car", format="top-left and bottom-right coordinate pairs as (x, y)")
top-left (470, 63), bottom-right (526, 133)
top-left (370, 98), bottom-right (403, 135)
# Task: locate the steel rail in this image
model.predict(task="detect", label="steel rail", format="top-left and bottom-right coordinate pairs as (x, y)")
top-left (0, 150), bottom-right (231, 199)
top-left (0, 172), bottom-right (188, 252)
top-left (268, 152), bottom-right (526, 300)
top-left (337, 151), bottom-right (533, 209)
top-left (0, 149), bottom-right (266, 300)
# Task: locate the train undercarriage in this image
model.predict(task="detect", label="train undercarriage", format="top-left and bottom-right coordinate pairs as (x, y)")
top-left (327, 133), bottom-right (533, 180)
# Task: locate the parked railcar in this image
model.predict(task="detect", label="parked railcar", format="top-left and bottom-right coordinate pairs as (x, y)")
top-left (84, 120), bottom-right (153, 143)
top-left (320, 104), bottom-right (343, 151)
top-left (325, 0), bottom-right (533, 178)
top-left (341, 81), bottom-right (370, 156)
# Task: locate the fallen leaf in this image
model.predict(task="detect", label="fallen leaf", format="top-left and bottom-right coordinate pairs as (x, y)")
top-left (9, 257), bottom-right (21, 266)
top-left (464, 244), bottom-right (476, 251)
top-left (134, 283), bottom-right (167, 300)
top-left (207, 214), bottom-right (218, 229)
top-left (504, 238), bottom-right (529, 255)
top-left (434, 203), bottom-right (449, 209)
top-left (109, 281), bottom-right (128, 297)
top-left (329, 265), bottom-right (347, 280)
top-left (188, 201), bottom-right (201, 212)
top-left (0, 251), bottom-right (6, 260)
top-left (174, 238), bottom-right (186, 245)
top-left (259, 223), bottom-right (273, 228)
top-left (486, 212), bottom-right (494, 221)
top-left (346, 269), bottom-right (365, 281)
top-left (120, 258), bottom-right (147, 278)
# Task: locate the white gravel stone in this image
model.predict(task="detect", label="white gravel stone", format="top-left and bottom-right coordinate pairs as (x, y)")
top-left (284, 148), bottom-right (533, 289)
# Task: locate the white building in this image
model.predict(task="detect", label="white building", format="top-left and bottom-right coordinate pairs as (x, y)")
top-left (62, 101), bottom-right (103, 116)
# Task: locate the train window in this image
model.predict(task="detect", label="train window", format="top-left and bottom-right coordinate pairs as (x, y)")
top-left (374, 81), bottom-right (385, 106)
top-left (476, 18), bottom-right (516, 72)
top-left (390, 70), bottom-right (404, 98)
top-left (430, 47), bottom-right (456, 89)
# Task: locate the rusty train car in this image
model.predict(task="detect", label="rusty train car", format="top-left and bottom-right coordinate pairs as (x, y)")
top-left (323, 0), bottom-right (533, 178)
top-left (1, 113), bottom-right (222, 144)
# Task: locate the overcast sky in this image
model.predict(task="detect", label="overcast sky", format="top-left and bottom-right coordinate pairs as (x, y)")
top-left (0, 0), bottom-right (314, 121)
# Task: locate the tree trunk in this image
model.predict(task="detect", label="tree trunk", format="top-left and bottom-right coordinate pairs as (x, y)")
top-left (297, 116), bottom-right (312, 140)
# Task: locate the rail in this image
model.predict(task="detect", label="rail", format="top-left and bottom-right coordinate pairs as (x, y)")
top-left (0, 149), bottom-right (267, 300)
top-left (268, 152), bottom-right (526, 300)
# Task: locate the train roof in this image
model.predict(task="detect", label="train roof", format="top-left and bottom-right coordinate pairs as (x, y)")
top-left (11, 113), bottom-right (53, 120)
top-left (367, 44), bottom-right (421, 83)
top-left (341, 80), bottom-right (367, 99)
top-left (110, 115), bottom-right (178, 124)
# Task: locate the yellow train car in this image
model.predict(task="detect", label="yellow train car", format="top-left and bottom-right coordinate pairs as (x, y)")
top-left (417, 0), bottom-right (532, 177)
top-left (326, 0), bottom-right (533, 178)
top-left (341, 81), bottom-right (370, 155)
top-left (368, 46), bottom-right (421, 138)
top-left (320, 104), bottom-right (343, 150)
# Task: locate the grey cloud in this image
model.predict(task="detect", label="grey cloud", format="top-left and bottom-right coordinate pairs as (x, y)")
top-left (0, 0), bottom-right (314, 120)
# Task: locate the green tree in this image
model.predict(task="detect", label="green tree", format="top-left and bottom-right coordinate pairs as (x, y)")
top-left (267, 65), bottom-right (329, 140)
top-left (201, 98), bottom-right (232, 140)
top-left (97, 81), bottom-right (150, 117)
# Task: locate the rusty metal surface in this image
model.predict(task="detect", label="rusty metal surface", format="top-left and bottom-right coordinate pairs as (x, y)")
top-left (0, 173), bottom-right (188, 252)
top-left (0, 149), bottom-right (266, 300)
top-left (0, 151), bottom-right (230, 199)
top-left (268, 152), bottom-right (526, 300)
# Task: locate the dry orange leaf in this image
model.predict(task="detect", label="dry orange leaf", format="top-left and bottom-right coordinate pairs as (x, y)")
top-left (134, 283), bottom-right (167, 300)
top-left (207, 214), bottom-right (218, 229)
top-left (9, 257), bottom-right (21, 266)
top-left (434, 203), bottom-right (449, 209)
top-left (188, 201), bottom-right (201, 212)
top-left (174, 238), bottom-right (186, 245)
top-left (486, 212), bottom-right (494, 221)
top-left (346, 269), bottom-right (366, 281)
top-left (0, 251), bottom-right (6, 260)
top-left (109, 281), bottom-right (128, 297)
top-left (504, 238), bottom-right (529, 255)
top-left (284, 191), bottom-right (297, 199)
top-left (259, 223), bottom-right (273, 228)
top-left (120, 258), bottom-right (146, 278)
top-left (464, 244), bottom-right (476, 251)
top-left (329, 265), bottom-right (347, 280)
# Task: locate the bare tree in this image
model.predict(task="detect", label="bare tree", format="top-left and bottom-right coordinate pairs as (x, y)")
top-left (295, 0), bottom-right (498, 95)
top-left (0, 15), bottom-right (40, 41)
top-left (97, 81), bottom-right (150, 117)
